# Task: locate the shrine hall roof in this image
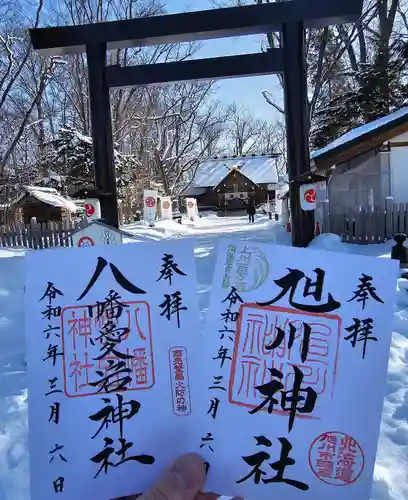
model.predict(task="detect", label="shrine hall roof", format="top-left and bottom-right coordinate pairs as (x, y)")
top-left (192, 155), bottom-right (279, 188)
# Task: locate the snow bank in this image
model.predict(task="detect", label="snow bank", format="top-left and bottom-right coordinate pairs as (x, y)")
top-left (309, 233), bottom-right (395, 258)
top-left (0, 254), bottom-right (28, 500)
top-left (0, 249), bottom-right (26, 259)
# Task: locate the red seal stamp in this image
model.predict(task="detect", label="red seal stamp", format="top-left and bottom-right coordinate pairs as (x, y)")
top-left (309, 431), bottom-right (364, 486)
top-left (169, 346), bottom-right (191, 416)
top-left (228, 304), bottom-right (341, 420)
top-left (162, 200), bottom-right (170, 210)
top-left (187, 201), bottom-right (194, 208)
top-left (61, 301), bottom-right (154, 397)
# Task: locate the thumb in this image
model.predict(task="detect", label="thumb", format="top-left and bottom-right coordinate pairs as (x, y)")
top-left (140, 453), bottom-right (206, 500)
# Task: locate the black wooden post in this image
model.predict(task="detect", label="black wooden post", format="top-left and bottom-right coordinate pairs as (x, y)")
top-left (86, 43), bottom-right (119, 228)
top-left (282, 22), bottom-right (314, 247)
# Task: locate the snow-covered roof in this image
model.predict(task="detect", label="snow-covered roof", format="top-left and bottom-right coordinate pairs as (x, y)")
top-left (179, 186), bottom-right (207, 197)
top-left (193, 155), bottom-right (279, 188)
top-left (18, 186), bottom-right (77, 212)
top-left (24, 186), bottom-right (57, 193)
top-left (311, 106), bottom-right (408, 161)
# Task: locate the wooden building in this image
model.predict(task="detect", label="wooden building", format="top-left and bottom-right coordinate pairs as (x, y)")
top-left (308, 106), bottom-right (408, 243)
top-left (180, 154), bottom-right (282, 211)
top-left (10, 186), bottom-right (77, 224)
top-left (310, 106), bottom-right (408, 210)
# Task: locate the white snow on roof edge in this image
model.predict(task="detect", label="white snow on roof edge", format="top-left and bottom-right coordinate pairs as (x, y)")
top-left (193, 156), bottom-right (279, 187)
top-left (26, 188), bottom-right (77, 212)
top-left (311, 106), bottom-right (408, 160)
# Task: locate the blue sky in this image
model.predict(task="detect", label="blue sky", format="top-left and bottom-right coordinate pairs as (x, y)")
top-left (167, 0), bottom-right (283, 122)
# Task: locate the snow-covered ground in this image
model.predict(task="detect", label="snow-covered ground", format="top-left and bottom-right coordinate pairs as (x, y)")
top-left (0, 214), bottom-right (407, 499)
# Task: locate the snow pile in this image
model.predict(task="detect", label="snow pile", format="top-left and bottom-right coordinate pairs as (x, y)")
top-left (0, 254), bottom-right (28, 500)
top-left (309, 233), bottom-right (394, 258)
top-left (0, 248), bottom-right (27, 259)
top-left (0, 217), bottom-right (407, 500)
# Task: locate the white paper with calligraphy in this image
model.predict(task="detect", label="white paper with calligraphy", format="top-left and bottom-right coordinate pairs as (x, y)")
top-left (25, 240), bottom-right (199, 500)
top-left (193, 239), bottom-right (398, 500)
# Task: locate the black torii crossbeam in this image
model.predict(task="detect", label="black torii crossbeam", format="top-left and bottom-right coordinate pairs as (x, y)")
top-left (30, 0), bottom-right (363, 246)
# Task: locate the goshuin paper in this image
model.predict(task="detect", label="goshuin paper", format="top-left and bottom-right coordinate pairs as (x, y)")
top-left (192, 239), bottom-right (398, 500)
top-left (25, 240), bottom-right (200, 500)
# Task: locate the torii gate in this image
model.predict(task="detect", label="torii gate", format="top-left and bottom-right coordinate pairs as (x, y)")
top-left (29, 0), bottom-right (363, 246)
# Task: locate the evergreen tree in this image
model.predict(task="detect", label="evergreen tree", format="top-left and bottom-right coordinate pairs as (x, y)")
top-left (38, 126), bottom-right (94, 195)
top-left (311, 6), bottom-right (408, 150)
top-left (37, 126), bottom-right (149, 203)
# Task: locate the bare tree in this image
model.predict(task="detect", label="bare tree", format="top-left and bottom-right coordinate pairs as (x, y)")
top-left (225, 103), bottom-right (265, 155)
top-left (44, 0), bottom-right (201, 140)
top-left (216, 0), bottom-right (406, 136)
top-left (134, 82), bottom-right (227, 195)
top-left (0, 0), bottom-right (63, 178)
top-left (223, 103), bottom-right (284, 169)
top-left (0, 0), bottom-right (288, 207)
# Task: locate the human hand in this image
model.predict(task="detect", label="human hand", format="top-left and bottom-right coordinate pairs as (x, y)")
top-left (113, 453), bottom-right (239, 500)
